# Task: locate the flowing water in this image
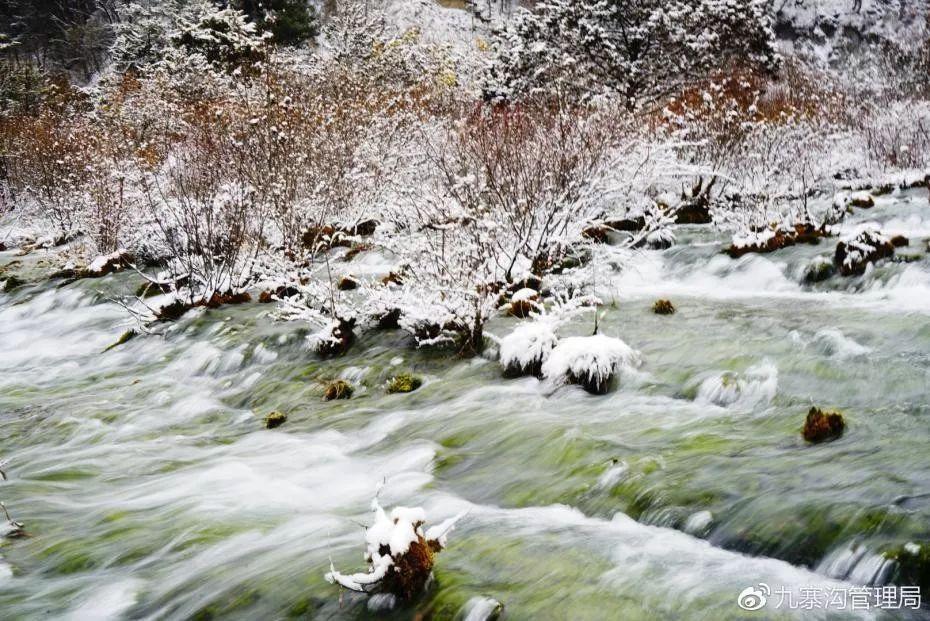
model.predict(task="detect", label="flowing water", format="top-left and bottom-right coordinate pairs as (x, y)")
top-left (1, 189), bottom-right (929, 620)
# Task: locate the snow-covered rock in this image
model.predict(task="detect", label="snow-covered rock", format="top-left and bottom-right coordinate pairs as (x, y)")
top-left (542, 334), bottom-right (641, 394)
top-left (834, 225), bottom-right (895, 276)
top-left (499, 320), bottom-right (558, 377)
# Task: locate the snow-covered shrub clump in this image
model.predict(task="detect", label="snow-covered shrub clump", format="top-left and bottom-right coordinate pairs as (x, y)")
top-left (325, 497), bottom-right (463, 604)
top-left (499, 321), bottom-right (558, 378)
top-left (542, 334), bottom-right (641, 394)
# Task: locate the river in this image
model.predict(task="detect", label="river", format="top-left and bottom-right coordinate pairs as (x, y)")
top-left (0, 188), bottom-right (929, 619)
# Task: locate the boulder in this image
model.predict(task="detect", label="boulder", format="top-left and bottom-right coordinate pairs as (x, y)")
top-left (848, 192), bottom-right (875, 208)
top-left (376, 308), bottom-right (401, 330)
top-left (83, 249), bottom-right (133, 278)
top-left (674, 201), bottom-right (712, 224)
top-left (343, 219), bottom-right (379, 236)
top-left (541, 334), bottom-right (641, 395)
top-left (203, 291), bottom-right (251, 308)
top-left (581, 225), bottom-right (609, 244)
top-left (337, 276), bottom-right (359, 291)
top-left (604, 216), bottom-right (646, 232)
top-left (313, 318), bottom-right (356, 357)
top-left (507, 288), bottom-right (540, 318)
top-left (499, 322), bottom-right (557, 378)
top-left (834, 228), bottom-right (895, 276)
top-left (883, 543), bottom-right (930, 595)
top-left (728, 224), bottom-right (828, 258)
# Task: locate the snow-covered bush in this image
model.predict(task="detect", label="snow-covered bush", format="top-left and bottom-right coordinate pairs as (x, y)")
top-left (542, 333), bottom-right (641, 394)
top-left (860, 100), bottom-right (930, 173)
top-left (2, 108), bottom-right (88, 239)
top-left (325, 496), bottom-right (463, 603)
top-left (172, 2), bottom-right (270, 70)
top-left (233, 0), bottom-right (318, 46)
top-left (110, 1), bottom-right (177, 71)
top-left (487, 0), bottom-right (780, 106)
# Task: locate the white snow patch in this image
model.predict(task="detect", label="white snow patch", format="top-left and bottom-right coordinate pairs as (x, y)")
top-left (542, 334), bottom-right (641, 386)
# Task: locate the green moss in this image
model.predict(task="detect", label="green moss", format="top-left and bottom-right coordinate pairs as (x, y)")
top-left (190, 587), bottom-right (262, 621)
top-left (323, 380), bottom-right (353, 401)
top-left (884, 542), bottom-right (930, 593)
top-left (387, 372), bottom-right (423, 394)
top-left (264, 411), bottom-right (288, 429)
top-left (102, 329), bottom-right (137, 353)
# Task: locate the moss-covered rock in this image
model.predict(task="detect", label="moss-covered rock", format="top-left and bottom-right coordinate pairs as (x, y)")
top-left (387, 373), bottom-right (422, 394)
top-left (264, 411), bottom-right (288, 429)
top-left (653, 299), bottom-right (675, 315)
top-left (804, 256), bottom-right (836, 283)
top-left (802, 407), bottom-right (845, 443)
top-left (323, 380), bottom-right (353, 401)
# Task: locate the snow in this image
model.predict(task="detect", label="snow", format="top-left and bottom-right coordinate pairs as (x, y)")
top-left (838, 224), bottom-right (891, 270)
top-left (324, 495), bottom-right (462, 594)
top-left (87, 249), bottom-right (130, 275)
top-left (499, 321), bottom-right (558, 374)
top-left (731, 227), bottom-right (778, 249)
top-left (541, 334), bottom-right (641, 386)
top-left (510, 287), bottom-right (538, 303)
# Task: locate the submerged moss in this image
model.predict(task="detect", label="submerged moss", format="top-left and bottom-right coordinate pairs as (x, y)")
top-left (387, 373), bottom-right (422, 394)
